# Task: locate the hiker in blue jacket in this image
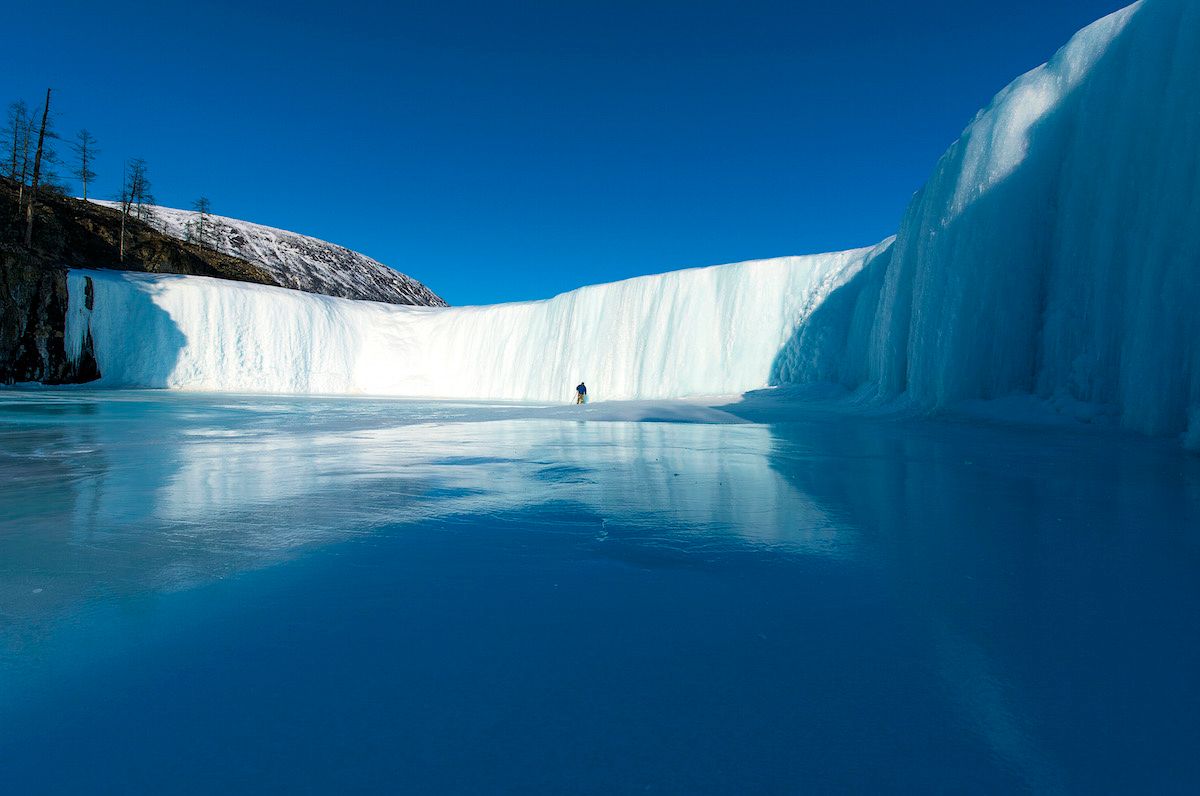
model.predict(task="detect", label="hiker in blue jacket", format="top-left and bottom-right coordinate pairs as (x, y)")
top-left (575, 382), bottom-right (587, 404)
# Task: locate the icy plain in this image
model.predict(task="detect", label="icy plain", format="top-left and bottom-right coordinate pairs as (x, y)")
top-left (1, 390), bottom-right (1197, 792)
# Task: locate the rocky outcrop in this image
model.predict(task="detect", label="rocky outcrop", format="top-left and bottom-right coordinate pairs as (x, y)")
top-left (0, 249), bottom-right (97, 384)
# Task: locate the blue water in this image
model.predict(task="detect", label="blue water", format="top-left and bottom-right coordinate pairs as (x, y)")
top-left (1, 391), bottom-right (1198, 793)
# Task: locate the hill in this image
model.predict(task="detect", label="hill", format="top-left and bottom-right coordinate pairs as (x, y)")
top-left (92, 201), bottom-right (445, 307)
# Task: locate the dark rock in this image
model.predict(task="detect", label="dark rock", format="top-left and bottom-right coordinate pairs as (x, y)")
top-left (0, 248), bottom-right (97, 384)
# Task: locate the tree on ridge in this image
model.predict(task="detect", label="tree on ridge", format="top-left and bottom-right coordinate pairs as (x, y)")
top-left (188, 196), bottom-right (213, 249)
top-left (72, 129), bottom-right (99, 200)
top-left (127, 158), bottom-right (154, 223)
top-left (24, 88), bottom-right (53, 248)
top-left (2, 101), bottom-right (29, 185)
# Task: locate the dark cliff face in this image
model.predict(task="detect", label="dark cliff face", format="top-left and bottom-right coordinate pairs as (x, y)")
top-left (0, 176), bottom-right (283, 385)
top-left (0, 250), bottom-right (98, 384)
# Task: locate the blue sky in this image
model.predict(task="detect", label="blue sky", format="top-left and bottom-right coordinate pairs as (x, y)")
top-left (4, 0), bottom-right (1127, 305)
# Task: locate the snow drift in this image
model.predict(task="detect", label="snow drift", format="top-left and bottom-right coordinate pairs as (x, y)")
top-left (68, 0), bottom-right (1200, 445)
top-left (92, 201), bottom-right (445, 306)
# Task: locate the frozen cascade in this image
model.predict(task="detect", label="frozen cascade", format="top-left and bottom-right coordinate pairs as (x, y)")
top-left (66, 243), bottom-right (889, 401)
top-left (778, 0), bottom-right (1200, 443)
top-left (66, 0), bottom-right (1200, 445)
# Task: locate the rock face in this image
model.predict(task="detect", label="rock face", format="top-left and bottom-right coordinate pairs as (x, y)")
top-left (0, 250), bottom-right (97, 384)
top-left (94, 201), bottom-right (447, 306)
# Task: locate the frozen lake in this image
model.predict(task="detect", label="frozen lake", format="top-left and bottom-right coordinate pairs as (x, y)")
top-left (1, 390), bottom-right (1198, 793)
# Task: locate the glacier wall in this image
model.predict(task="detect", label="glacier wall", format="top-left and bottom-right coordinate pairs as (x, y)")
top-left (66, 241), bottom-right (889, 401)
top-left (781, 0), bottom-right (1200, 441)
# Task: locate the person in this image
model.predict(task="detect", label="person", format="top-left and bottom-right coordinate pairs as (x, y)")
top-left (575, 382), bottom-right (587, 404)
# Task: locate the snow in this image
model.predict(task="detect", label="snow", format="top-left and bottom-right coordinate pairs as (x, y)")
top-left (67, 0), bottom-right (1200, 447)
top-left (91, 201), bottom-right (445, 306)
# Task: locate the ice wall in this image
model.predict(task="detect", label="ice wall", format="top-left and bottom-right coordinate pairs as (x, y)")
top-left (782, 0), bottom-right (1200, 441)
top-left (66, 241), bottom-right (888, 401)
top-left (65, 0), bottom-right (1200, 445)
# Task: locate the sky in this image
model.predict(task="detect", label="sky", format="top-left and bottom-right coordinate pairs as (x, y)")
top-left (4, 0), bottom-right (1130, 305)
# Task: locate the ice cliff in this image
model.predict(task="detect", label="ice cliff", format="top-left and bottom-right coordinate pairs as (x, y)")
top-left (66, 243), bottom-right (887, 400)
top-left (777, 0), bottom-right (1200, 443)
top-left (67, 0), bottom-right (1200, 445)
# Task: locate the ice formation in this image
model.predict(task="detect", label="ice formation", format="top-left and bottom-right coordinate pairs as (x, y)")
top-left (91, 201), bottom-right (445, 306)
top-left (67, 242), bottom-right (887, 400)
top-left (68, 0), bottom-right (1200, 445)
top-left (779, 0), bottom-right (1200, 443)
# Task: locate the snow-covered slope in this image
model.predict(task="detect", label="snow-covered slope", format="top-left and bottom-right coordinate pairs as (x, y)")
top-left (66, 243), bottom-right (888, 400)
top-left (68, 0), bottom-right (1200, 446)
top-left (93, 201), bottom-right (445, 306)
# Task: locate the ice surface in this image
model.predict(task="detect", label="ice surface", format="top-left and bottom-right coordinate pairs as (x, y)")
top-left (2, 390), bottom-right (1199, 792)
top-left (68, 0), bottom-right (1200, 446)
top-left (0, 391), bottom-right (836, 604)
top-left (91, 200), bottom-right (445, 306)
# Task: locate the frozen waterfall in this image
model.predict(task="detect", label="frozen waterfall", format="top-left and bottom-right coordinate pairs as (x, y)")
top-left (65, 0), bottom-right (1200, 446)
top-left (772, 0), bottom-right (1200, 443)
top-left (66, 242), bottom-right (889, 402)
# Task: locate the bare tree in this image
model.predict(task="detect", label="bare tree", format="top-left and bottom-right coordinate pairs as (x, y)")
top-left (15, 107), bottom-right (33, 208)
top-left (115, 158), bottom-right (155, 259)
top-left (189, 196), bottom-right (213, 249)
top-left (117, 166), bottom-right (130, 261)
top-left (24, 88), bottom-right (52, 248)
top-left (2, 101), bottom-right (29, 183)
top-left (71, 129), bottom-right (99, 200)
top-left (127, 158), bottom-right (154, 222)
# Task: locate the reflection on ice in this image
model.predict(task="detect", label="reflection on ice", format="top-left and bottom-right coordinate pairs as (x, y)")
top-left (0, 391), bottom-right (842, 622)
top-left (154, 408), bottom-right (835, 551)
